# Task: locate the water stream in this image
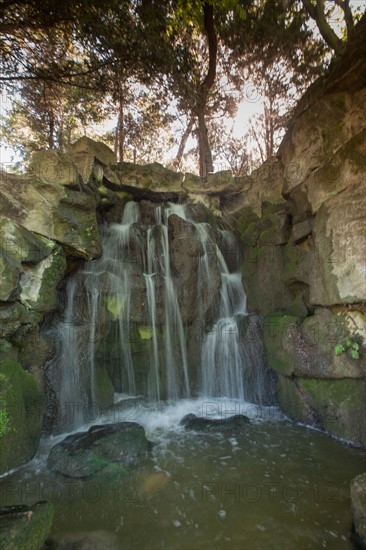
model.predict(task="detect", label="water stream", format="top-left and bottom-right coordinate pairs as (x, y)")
top-left (31, 199), bottom-right (365, 548)
top-left (50, 200), bottom-right (270, 432)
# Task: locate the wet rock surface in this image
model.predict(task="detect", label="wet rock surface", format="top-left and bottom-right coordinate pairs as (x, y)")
top-left (47, 422), bottom-right (152, 477)
top-left (0, 501), bottom-right (54, 550)
top-left (180, 413), bottom-right (250, 431)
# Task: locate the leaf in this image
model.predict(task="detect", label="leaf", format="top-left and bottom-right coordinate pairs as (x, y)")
top-left (105, 296), bottom-right (124, 320)
top-left (352, 342), bottom-right (359, 351)
top-left (138, 326), bottom-right (153, 340)
top-left (334, 344), bottom-right (345, 356)
top-left (350, 349), bottom-right (360, 360)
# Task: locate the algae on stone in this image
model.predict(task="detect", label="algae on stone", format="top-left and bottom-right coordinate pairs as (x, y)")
top-left (0, 361), bottom-right (45, 474)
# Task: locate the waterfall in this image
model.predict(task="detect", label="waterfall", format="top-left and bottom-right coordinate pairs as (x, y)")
top-left (199, 227), bottom-right (252, 400)
top-left (50, 199), bottom-right (271, 433)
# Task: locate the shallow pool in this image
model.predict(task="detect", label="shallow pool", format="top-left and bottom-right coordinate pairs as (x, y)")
top-left (1, 398), bottom-right (365, 549)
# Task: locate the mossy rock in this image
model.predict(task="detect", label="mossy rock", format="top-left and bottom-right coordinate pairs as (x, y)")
top-left (47, 422), bottom-right (152, 477)
top-left (0, 501), bottom-right (54, 550)
top-left (0, 251), bottom-right (22, 302)
top-left (68, 136), bottom-right (117, 167)
top-left (300, 378), bottom-right (366, 446)
top-left (28, 149), bottom-right (79, 187)
top-left (263, 314), bottom-right (300, 376)
top-left (0, 302), bottom-right (29, 340)
top-left (0, 218), bottom-right (57, 265)
top-left (264, 310), bottom-right (365, 379)
top-left (0, 361), bottom-right (46, 474)
top-left (180, 413), bottom-right (250, 432)
top-left (277, 374), bottom-right (366, 447)
top-left (19, 245), bottom-right (66, 315)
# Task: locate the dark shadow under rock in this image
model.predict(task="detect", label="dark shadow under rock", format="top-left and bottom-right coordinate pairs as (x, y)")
top-left (180, 413), bottom-right (250, 432)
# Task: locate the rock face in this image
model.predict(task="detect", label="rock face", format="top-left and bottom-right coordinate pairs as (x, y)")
top-left (0, 502), bottom-right (54, 550)
top-left (232, 18), bottom-right (366, 448)
top-left (47, 422), bottom-right (152, 477)
top-left (0, 148), bottom-right (104, 475)
top-left (0, 170), bottom-right (101, 261)
top-left (1, 16), bottom-right (365, 477)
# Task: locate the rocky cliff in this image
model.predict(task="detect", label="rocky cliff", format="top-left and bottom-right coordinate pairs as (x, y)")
top-left (232, 16), bottom-right (366, 448)
top-left (0, 18), bottom-right (365, 477)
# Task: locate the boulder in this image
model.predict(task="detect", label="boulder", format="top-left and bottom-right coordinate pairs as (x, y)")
top-left (28, 150), bottom-right (80, 188)
top-left (0, 361), bottom-right (45, 474)
top-left (68, 136), bottom-right (117, 167)
top-left (277, 375), bottom-right (366, 447)
top-left (351, 473), bottom-right (366, 546)
top-left (0, 218), bottom-right (57, 264)
top-left (0, 302), bottom-right (28, 339)
top-left (180, 413), bottom-right (250, 431)
top-left (47, 530), bottom-right (120, 550)
top-left (105, 161), bottom-right (184, 193)
top-left (0, 169), bottom-right (101, 261)
top-left (0, 502), bottom-right (54, 550)
top-left (47, 422), bottom-right (152, 477)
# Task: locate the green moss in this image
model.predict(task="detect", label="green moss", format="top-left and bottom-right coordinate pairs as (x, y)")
top-left (300, 378), bottom-right (366, 445)
top-left (263, 314), bottom-right (299, 375)
top-left (234, 207), bottom-right (259, 240)
top-left (0, 361), bottom-right (45, 474)
top-left (0, 501), bottom-right (54, 550)
top-left (138, 326), bottom-right (153, 340)
top-left (277, 375), bottom-right (306, 423)
top-left (105, 295), bottom-right (125, 320)
top-left (277, 374), bottom-right (366, 446)
top-left (94, 366), bottom-right (114, 409)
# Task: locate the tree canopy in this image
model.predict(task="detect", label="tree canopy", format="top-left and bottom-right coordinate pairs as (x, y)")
top-left (1, 0), bottom-right (364, 172)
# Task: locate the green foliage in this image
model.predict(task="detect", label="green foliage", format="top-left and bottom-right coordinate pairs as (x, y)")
top-left (0, 374), bottom-right (11, 438)
top-left (334, 339), bottom-right (360, 360)
top-left (334, 343), bottom-right (346, 356)
top-left (0, 0), bottom-right (363, 169)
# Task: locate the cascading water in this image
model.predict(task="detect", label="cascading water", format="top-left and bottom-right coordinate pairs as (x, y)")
top-left (50, 200), bottom-right (271, 432)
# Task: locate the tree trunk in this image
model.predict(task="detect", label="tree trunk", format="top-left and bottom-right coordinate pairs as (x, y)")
top-left (197, 110), bottom-right (213, 177)
top-left (47, 110), bottom-right (55, 149)
top-left (194, 2), bottom-right (217, 175)
top-left (173, 116), bottom-right (194, 171)
top-left (115, 89), bottom-right (124, 162)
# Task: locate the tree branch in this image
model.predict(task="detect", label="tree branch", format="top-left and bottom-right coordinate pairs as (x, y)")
top-left (302, 0), bottom-right (344, 54)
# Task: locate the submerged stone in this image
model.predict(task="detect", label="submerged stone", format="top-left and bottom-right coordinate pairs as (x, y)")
top-left (47, 422), bottom-right (152, 478)
top-left (180, 413), bottom-right (250, 431)
top-left (47, 529), bottom-right (120, 550)
top-left (0, 501), bottom-right (54, 550)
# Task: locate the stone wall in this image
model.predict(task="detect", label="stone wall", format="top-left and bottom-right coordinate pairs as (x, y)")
top-left (232, 19), bottom-right (366, 448)
top-left (0, 145), bottom-right (103, 473)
